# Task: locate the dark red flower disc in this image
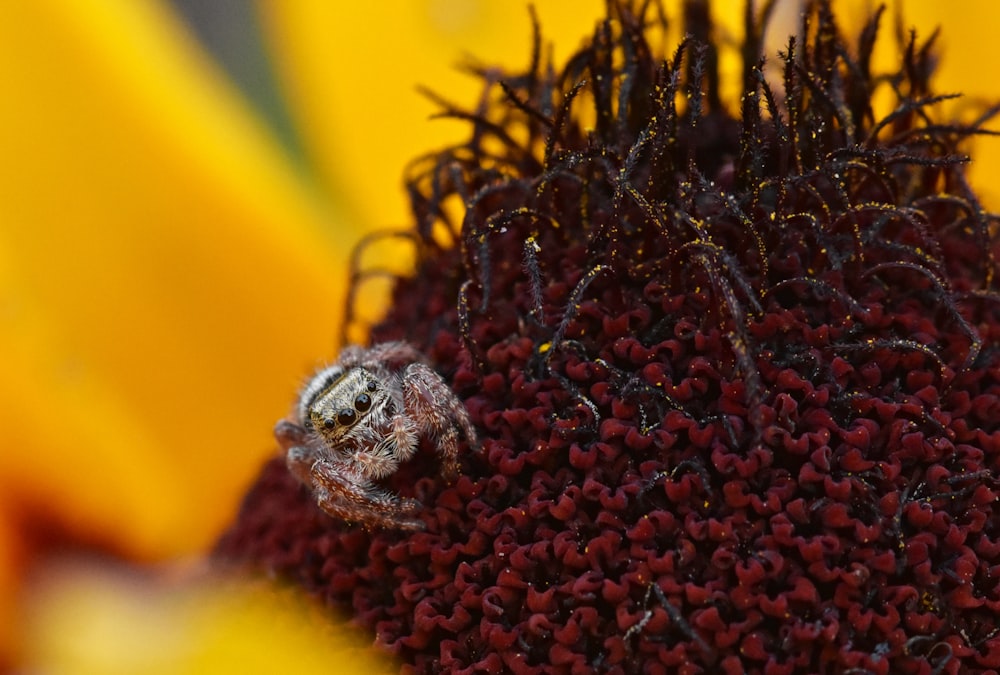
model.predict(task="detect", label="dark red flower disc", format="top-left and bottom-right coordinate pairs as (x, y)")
top-left (217, 3), bottom-right (1000, 672)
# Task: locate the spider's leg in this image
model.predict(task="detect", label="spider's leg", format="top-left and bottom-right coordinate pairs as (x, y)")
top-left (388, 412), bottom-right (419, 463)
top-left (275, 419), bottom-right (310, 449)
top-left (356, 341), bottom-right (427, 370)
top-left (401, 363), bottom-right (477, 479)
top-left (333, 344), bottom-right (368, 368)
top-left (349, 433), bottom-right (410, 480)
top-left (276, 419), bottom-right (424, 530)
top-left (275, 420), bottom-right (319, 486)
top-left (310, 457), bottom-right (425, 530)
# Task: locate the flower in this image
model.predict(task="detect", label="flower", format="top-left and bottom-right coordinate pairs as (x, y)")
top-left (218, 1), bottom-right (1000, 672)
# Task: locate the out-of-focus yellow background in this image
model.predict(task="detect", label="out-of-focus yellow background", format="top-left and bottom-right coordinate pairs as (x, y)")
top-left (0, 1), bottom-right (995, 672)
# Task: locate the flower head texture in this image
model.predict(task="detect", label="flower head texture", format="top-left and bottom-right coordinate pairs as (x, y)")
top-left (232, 1), bottom-right (992, 672)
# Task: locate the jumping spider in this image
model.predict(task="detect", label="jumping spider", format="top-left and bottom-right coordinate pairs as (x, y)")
top-left (275, 341), bottom-right (479, 530)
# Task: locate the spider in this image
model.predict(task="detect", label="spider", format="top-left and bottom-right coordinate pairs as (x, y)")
top-left (275, 341), bottom-right (479, 530)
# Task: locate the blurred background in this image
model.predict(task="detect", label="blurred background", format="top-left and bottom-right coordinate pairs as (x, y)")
top-left (0, 0), bottom-right (995, 672)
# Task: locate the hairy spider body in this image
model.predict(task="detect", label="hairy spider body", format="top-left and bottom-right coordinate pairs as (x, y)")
top-left (275, 341), bottom-right (478, 530)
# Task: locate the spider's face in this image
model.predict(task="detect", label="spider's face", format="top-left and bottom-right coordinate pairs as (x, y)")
top-left (299, 366), bottom-right (387, 445)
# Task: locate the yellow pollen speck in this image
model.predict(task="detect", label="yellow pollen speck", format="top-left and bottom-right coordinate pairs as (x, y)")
top-left (538, 342), bottom-right (551, 354)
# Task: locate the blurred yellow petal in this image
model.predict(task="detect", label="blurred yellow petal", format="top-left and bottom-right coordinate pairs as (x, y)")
top-left (907, 1), bottom-right (1000, 204)
top-left (257, 0), bottom-right (606, 231)
top-left (812, 0), bottom-right (1000, 205)
top-left (0, 0), bottom-right (358, 562)
top-left (23, 563), bottom-right (395, 675)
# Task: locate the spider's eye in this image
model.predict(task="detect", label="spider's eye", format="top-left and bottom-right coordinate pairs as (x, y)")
top-left (354, 393), bottom-right (372, 412)
top-left (366, 381), bottom-right (378, 392)
top-left (336, 408), bottom-right (358, 426)
top-left (322, 418), bottom-right (335, 430)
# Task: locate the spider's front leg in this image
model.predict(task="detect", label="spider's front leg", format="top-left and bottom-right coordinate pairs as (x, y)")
top-left (275, 420), bottom-right (425, 530)
top-left (338, 341), bottom-right (426, 371)
top-left (309, 459), bottom-right (426, 530)
top-left (275, 419), bottom-right (317, 486)
top-left (400, 363), bottom-right (480, 479)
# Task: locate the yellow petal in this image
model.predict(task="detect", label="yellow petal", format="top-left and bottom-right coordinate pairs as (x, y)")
top-left (0, 0), bottom-right (360, 560)
top-left (23, 563), bottom-right (396, 675)
top-left (811, 1), bottom-right (1000, 204)
top-left (257, 0), bottom-right (607, 231)
top-left (900, 1), bottom-right (1000, 203)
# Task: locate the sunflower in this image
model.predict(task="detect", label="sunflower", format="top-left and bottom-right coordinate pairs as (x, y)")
top-left (0, 1), bottom-right (997, 672)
